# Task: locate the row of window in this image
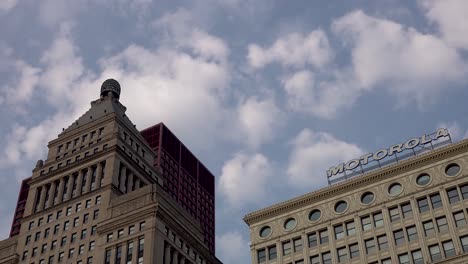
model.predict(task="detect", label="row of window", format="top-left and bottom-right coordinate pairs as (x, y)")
top-left (164, 226), bottom-right (206, 263)
top-left (259, 178), bottom-right (468, 238)
top-left (29, 196), bottom-right (101, 231)
top-left (105, 237), bottom-right (144, 264)
top-left (107, 222), bottom-right (146, 243)
top-left (259, 234), bottom-right (468, 264)
top-left (22, 240), bottom-right (96, 263)
top-left (57, 127), bottom-right (105, 155)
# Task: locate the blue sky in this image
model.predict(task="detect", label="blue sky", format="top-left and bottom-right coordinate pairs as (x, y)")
top-left (0, 0), bottom-right (468, 263)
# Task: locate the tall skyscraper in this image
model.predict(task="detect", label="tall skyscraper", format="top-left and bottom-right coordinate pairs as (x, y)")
top-left (0, 79), bottom-right (222, 264)
top-left (140, 124), bottom-right (215, 253)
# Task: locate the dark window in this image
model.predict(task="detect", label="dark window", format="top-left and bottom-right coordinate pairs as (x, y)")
top-left (460, 235), bottom-right (468, 252)
top-left (406, 226), bottom-right (418, 241)
top-left (389, 207), bottom-right (400, 222)
top-left (365, 238), bottom-right (375, 254)
top-left (398, 253), bottom-right (410, 264)
top-left (461, 184), bottom-right (468, 199)
top-left (293, 238), bottom-right (302, 252)
top-left (412, 249), bottom-right (424, 264)
top-left (378, 235), bottom-right (388, 249)
top-left (349, 243), bottom-right (359, 258)
top-left (394, 229), bottom-right (405, 245)
top-left (322, 252), bottom-right (331, 264)
top-left (417, 197), bottom-right (429, 213)
top-left (282, 241), bottom-right (291, 256)
top-left (447, 188), bottom-right (460, 204)
top-left (105, 249), bottom-right (111, 264)
top-left (346, 221), bottom-right (355, 236)
top-left (361, 216), bottom-right (372, 231)
top-left (436, 217), bottom-right (449, 232)
top-left (337, 247), bottom-right (347, 262)
top-left (430, 193), bottom-right (442, 209)
top-left (429, 244), bottom-right (441, 261)
top-left (423, 220), bottom-right (435, 236)
top-left (268, 245), bottom-right (277, 260)
top-left (373, 212), bottom-right (384, 227)
top-left (319, 229), bottom-right (328, 244)
top-left (443, 240), bottom-right (455, 258)
top-left (454, 211), bottom-right (466, 227)
top-left (334, 225), bottom-right (345, 240)
top-left (126, 241), bottom-right (133, 263)
top-left (257, 249), bottom-right (266, 263)
top-left (308, 233), bottom-right (317, 248)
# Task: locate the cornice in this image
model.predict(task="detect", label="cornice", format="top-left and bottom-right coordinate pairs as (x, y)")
top-left (243, 139), bottom-right (468, 226)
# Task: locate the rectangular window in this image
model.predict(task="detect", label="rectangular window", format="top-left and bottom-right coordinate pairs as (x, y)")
top-left (406, 226), bottom-right (418, 241)
top-left (401, 202), bottom-right (412, 218)
top-left (268, 245), bottom-right (277, 260)
top-left (429, 244), bottom-right (442, 261)
top-left (460, 184), bottom-right (468, 199)
top-left (308, 233), bottom-right (317, 248)
top-left (423, 220), bottom-right (435, 236)
top-left (310, 255), bottom-right (319, 264)
top-left (105, 249), bottom-right (111, 264)
top-left (460, 235), bottom-right (468, 253)
top-left (349, 243), bottom-right (359, 259)
top-left (447, 188), bottom-right (460, 204)
top-left (293, 238), bottom-right (303, 252)
top-left (389, 207), bottom-right (400, 222)
top-left (361, 216), bottom-right (372, 231)
top-left (115, 245), bottom-right (122, 264)
top-left (79, 244), bottom-right (84, 255)
top-left (454, 211), bottom-right (467, 227)
top-left (282, 241), bottom-right (291, 256)
top-left (346, 221), bottom-right (355, 236)
top-left (430, 193), bottom-right (442, 209)
top-left (412, 249), bottom-right (423, 264)
top-left (137, 237), bottom-right (144, 264)
top-left (443, 240), bottom-right (455, 258)
top-left (373, 212), bottom-right (384, 227)
top-left (319, 229), bottom-right (328, 244)
top-left (61, 237), bottom-right (66, 247)
top-left (398, 253), bottom-right (410, 264)
top-left (334, 225), bottom-right (345, 240)
top-left (365, 238), bottom-right (376, 254)
top-left (394, 229), bottom-right (405, 246)
top-left (89, 241), bottom-right (95, 251)
top-left (257, 249), bottom-right (266, 263)
top-left (377, 235), bottom-right (388, 249)
top-left (337, 247), bottom-right (347, 262)
top-left (436, 217), bottom-right (449, 232)
top-left (322, 252), bottom-right (331, 264)
top-left (126, 241), bottom-right (133, 264)
top-left (417, 197), bottom-right (429, 213)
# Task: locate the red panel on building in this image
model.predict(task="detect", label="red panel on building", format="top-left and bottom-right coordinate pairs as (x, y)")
top-left (10, 177), bottom-right (31, 237)
top-left (140, 123), bottom-right (216, 253)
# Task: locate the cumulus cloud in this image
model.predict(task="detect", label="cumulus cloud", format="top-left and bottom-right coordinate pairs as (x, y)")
top-left (216, 231), bottom-right (250, 264)
top-left (437, 122), bottom-right (468, 142)
top-left (287, 129), bottom-right (364, 189)
top-left (247, 30), bottom-right (332, 69)
top-left (218, 152), bottom-right (273, 208)
top-left (237, 96), bottom-right (283, 148)
top-left (419, 0), bottom-right (468, 50)
top-left (1, 61), bottom-right (41, 105)
top-left (332, 10), bottom-right (467, 106)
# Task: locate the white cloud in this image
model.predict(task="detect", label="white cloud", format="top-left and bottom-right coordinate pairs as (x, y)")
top-left (216, 231), bottom-right (250, 264)
top-left (1, 61), bottom-right (41, 105)
top-left (332, 10), bottom-right (467, 107)
top-left (218, 152), bottom-right (273, 208)
top-left (287, 129), bottom-right (364, 189)
top-left (419, 0), bottom-right (468, 50)
top-left (237, 96), bottom-right (282, 148)
top-left (0, 0), bottom-right (17, 11)
top-left (247, 30), bottom-right (332, 69)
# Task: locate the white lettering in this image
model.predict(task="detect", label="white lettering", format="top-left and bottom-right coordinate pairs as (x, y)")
top-left (435, 128), bottom-right (449, 139)
top-left (345, 159), bottom-right (361, 170)
top-left (388, 143), bottom-right (403, 156)
top-left (404, 138), bottom-right (420, 149)
top-left (327, 164), bottom-right (345, 177)
top-left (420, 134), bottom-right (431, 145)
top-left (373, 149), bottom-right (388, 161)
top-left (360, 153), bottom-right (373, 165)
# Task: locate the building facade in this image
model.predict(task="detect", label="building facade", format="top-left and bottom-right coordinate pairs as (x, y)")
top-left (140, 123), bottom-right (215, 253)
top-left (244, 137), bottom-right (468, 264)
top-left (0, 79), bottom-right (221, 264)
top-left (10, 178), bottom-right (32, 237)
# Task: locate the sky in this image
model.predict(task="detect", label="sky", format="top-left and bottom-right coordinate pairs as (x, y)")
top-left (0, 0), bottom-right (468, 263)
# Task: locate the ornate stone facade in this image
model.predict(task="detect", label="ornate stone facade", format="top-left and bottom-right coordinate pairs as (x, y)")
top-left (245, 138), bottom-right (468, 264)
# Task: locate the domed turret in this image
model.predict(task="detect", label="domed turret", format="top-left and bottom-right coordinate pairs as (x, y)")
top-left (100, 79), bottom-right (121, 99)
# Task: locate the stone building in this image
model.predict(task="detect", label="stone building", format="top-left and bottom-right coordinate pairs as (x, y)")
top-left (244, 134), bottom-right (468, 264)
top-left (0, 79), bottom-right (222, 264)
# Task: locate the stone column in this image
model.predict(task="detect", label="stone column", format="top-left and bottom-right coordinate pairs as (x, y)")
top-left (95, 163), bottom-right (103, 190)
top-left (76, 171), bottom-right (84, 197)
top-left (179, 256), bottom-right (185, 264)
top-left (164, 245), bottom-right (171, 264)
top-left (37, 185), bottom-right (47, 211)
top-left (84, 167), bottom-right (93, 193)
top-left (65, 176), bottom-right (74, 200)
top-left (46, 182), bottom-right (57, 208)
top-left (56, 179), bottom-right (65, 203)
top-left (128, 172), bottom-right (134, 192)
top-left (134, 178), bottom-right (141, 191)
top-left (172, 250), bottom-right (178, 264)
top-left (119, 165), bottom-right (127, 193)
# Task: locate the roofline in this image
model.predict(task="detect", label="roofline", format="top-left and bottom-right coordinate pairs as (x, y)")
top-left (243, 138), bottom-right (468, 226)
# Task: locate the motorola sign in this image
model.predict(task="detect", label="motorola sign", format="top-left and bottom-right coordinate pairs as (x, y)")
top-left (327, 128), bottom-right (450, 178)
